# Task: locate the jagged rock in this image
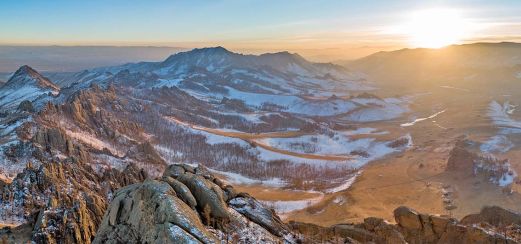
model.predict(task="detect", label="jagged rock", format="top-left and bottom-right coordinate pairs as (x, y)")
top-left (358, 217), bottom-right (407, 244)
top-left (333, 224), bottom-right (379, 242)
top-left (0, 161), bottom-right (147, 244)
top-left (288, 221), bottom-right (369, 243)
top-left (93, 179), bottom-right (217, 244)
top-left (229, 196), bottom-right (289, 237)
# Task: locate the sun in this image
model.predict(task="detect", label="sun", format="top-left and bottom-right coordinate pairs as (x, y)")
top-left (400, 9), bottom-right (471, 48)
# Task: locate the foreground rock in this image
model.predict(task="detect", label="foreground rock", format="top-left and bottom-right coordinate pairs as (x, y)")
top-left (94, 164), bottom-right (292, 243)
top-left (290, 205), bottom-right (521, 243)
top-left (94, 179), bottom-right (217, 243)
top-left (0, 161), bottom-right (147, 243)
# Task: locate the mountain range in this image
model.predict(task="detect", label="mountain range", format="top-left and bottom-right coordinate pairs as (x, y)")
top-left (0, 44), bottom-right (520, 243)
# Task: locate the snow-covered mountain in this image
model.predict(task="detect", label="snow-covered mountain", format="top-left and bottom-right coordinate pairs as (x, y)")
top-left (52, 47), bottom-right (408, 118)
top-left (0, 65), bottom-right (59, 109)
top-left (64, 47), bottom-right (369, 94)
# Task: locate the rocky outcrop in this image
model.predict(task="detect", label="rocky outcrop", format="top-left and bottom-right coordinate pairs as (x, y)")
top-left (446, 139), bottom-right (517, 187)
top-left (0, 161), bottom-right (147, 244)
top-left (461, 205), bottom-right (521, 226)
top-left (229, 196), bottom-right (289, 237)
top-left (94, 164), bottom-right (291, 243)
top-left (446, 139), bottom-right (478, 172)
top-left (393, 206), bottom-right (520, 244)
top-left (290, 206), bottom-right (521, 244)
top-left (94, 179), bottom-right (217, 244)
top-left (17, 100), bottom-right (35, 113)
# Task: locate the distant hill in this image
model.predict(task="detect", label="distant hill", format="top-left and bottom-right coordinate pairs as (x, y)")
top-left (345, 42), bottom-right (521, 91)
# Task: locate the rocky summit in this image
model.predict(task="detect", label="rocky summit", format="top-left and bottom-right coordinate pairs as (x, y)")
top-left (93, 164), bottom-right (291, 243)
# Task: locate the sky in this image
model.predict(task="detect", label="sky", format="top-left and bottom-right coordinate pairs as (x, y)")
top-left (1, 0), bottom-right (521, 60)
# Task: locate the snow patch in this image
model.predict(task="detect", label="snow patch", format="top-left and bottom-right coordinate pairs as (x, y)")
top-left (480, 135), bottom-right (514, 153)
top-left (401, 110), bottom-right (446, 127)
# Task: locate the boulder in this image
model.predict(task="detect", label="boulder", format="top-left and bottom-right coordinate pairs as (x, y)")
top-left (394, 206), bottom-right (422, 230)
top-left (93, 179), bottom-right (217, 244)
top-left (162, 176), bottom-right (198, 209)
top-left (163, 164), bottom-right (186, 178)
top-left (229, 196), bottom-right (289, 237)
top-left (176, 172), bottom-right (230, 221)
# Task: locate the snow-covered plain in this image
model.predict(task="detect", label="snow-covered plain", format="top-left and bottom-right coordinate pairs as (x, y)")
top-left (209, 168), bottom-right (287, 187)
top-left (261, 195), bottom-right (324, 214)
top-left (256, 133), bottom-right (412, 169)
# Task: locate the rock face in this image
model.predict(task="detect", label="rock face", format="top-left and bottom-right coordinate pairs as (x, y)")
top-left (94, 179), bottom-right (217, 243)
top-left (94, 164), bottom-right (291, 243)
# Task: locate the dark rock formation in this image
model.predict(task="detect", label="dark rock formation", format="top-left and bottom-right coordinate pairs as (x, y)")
top-left (17, 100), bottom-right (35, 113)
top-left (0, 161), bottom-right (147, 244)
top-left (229, 196), bottom-right (289, 237)
top-left (94, 164), bottom-right (291, 243)
top-left (94, 179), bottom-right (217, 244)
top-left (446, 139), bottom-right (477, 172)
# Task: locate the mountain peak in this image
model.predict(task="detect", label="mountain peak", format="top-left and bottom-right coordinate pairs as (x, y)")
top-left (260, 50), bottom-right (305, 59)
top-left (193, 46), bottom-right (231, 53)
top-left (161, 46), bottom-right (237, 68)
top-left (6, 65), bottom-right (60, 91)
top-left (13, 65), bottom-right (40, 78)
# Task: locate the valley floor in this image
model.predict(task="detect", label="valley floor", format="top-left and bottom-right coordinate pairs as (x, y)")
top-left (227, 85), bottom-right (521, 226)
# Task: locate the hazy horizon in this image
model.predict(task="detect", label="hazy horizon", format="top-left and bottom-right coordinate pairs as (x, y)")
top-left (2, 41), bottom-right (521, 73)
top-left (2, 0), bottom-right (521, 62)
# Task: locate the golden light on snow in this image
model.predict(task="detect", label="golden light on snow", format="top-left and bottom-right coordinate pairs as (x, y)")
top-left (393, 9), bottom-right (474, 48)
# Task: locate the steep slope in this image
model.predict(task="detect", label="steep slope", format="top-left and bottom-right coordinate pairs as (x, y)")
top-left (0, 65), bottom-right (59, 109)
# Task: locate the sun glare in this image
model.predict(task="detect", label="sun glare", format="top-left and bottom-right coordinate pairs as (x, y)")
top-left (398, 9), bottom-right (472, 48)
